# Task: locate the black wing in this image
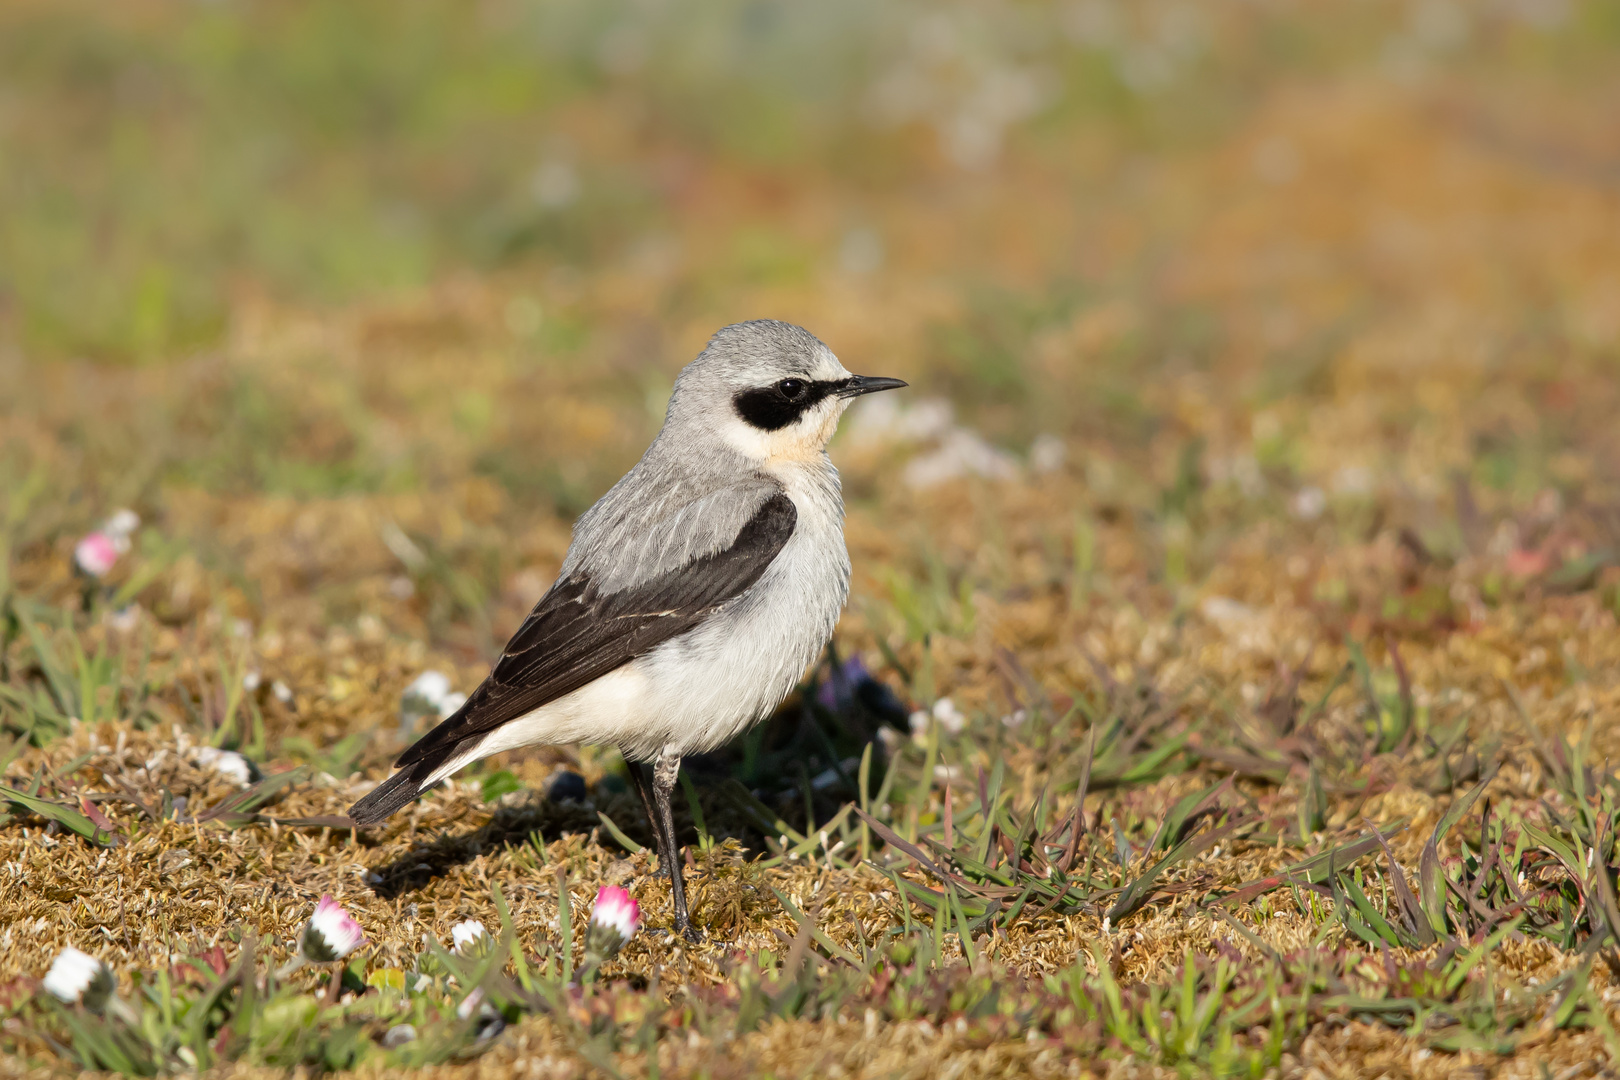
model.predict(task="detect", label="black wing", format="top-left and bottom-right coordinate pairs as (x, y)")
top-left (395, 492), bottom-right (797, 770)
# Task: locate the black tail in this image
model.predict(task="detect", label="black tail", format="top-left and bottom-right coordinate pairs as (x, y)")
top-left (349, 757), bottom-right (442, 825)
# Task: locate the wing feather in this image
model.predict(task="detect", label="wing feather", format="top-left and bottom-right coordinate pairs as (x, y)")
top-left (392, 490), bottom-right (797, 769)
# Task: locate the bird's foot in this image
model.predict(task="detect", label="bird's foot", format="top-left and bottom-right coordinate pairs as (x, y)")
top-left (675, 918), bottom-right (703, 945)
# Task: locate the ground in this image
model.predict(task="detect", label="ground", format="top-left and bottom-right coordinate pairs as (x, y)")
top-left (2, 2), bottom-right (1620, 1077)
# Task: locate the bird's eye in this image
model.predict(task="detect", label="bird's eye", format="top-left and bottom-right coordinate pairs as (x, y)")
top-left (777, 378), bottom-right (807, 400)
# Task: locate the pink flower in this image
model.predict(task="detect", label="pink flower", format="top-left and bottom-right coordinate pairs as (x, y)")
top-left (74, 532), bottom-right (121, 578)
top-left (301, 895), bottom-right (367, 963)
top-left (72, 510), bottom-right (140, 579)
top-left (584, 885), bottom-right (640, 962)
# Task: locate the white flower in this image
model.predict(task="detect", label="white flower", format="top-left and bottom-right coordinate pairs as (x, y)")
top-left (450, 919), bottom-right (491, 957)
top-left (193, 747), bottom-right (255, 786)
top-left (104, 509), bottom-right (140, 538)
top-left (932, 697), bottom-right (966, 735)
top-left (406, 670), bottom-right (451, 705)
top-left (43, 948), bottom-right (115, 1010)
top-left (400, 671), bottom-right (456, 729)
top-left (301, 895), bottom-right (367, 963)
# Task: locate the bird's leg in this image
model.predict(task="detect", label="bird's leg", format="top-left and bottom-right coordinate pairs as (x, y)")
top-left (653, 745), bottom-right (699, 943)
top-left (622, 755), bottom-right (669, 880)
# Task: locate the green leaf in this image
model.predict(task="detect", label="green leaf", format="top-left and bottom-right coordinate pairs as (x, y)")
top-left (191, 767), bottom-right (310, 827)
top-left (1109, 814), bottom-right (1255, 922)
top-left (770, 886), bottom-right (861, 966)
top-left (479, 770), bottom-right (522, 803)
top-left (595, 811), bottom-right (645, 855)
top-left (1419, 771), bottom-right (1495, 938)
top-left (1216, 820), bottom-right (1409, 907)
top-left (1338, 871), bottom-right (1409, 949)
top-left (0, 786), bottom-right (117, 845)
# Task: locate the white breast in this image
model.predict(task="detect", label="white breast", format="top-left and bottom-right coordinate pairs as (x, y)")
top-left (431, 458), bottom-right (849, 780)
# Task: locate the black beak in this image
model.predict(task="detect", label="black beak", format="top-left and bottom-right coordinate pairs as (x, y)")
top-left (837, 375), bottom-right (908, 398)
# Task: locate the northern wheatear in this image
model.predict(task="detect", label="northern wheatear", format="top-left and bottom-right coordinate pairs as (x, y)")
top-left (350, 320), bottom-right (905, 939)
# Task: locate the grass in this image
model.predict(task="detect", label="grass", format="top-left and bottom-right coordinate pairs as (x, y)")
top-left (3, 0), bottom-right (1620, 1076)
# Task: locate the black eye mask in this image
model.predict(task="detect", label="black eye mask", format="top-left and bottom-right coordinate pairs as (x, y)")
top-left (732, 378), bottom-right (839, 431)
top-left (731, 375), bottom-right (908, 431)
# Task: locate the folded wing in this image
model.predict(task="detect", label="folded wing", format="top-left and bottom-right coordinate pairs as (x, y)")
top-left (348, 488), bottom-right (796, 824)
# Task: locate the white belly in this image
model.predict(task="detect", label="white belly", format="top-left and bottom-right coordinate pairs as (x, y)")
top-left (424, 461), bottom-right (849, 784)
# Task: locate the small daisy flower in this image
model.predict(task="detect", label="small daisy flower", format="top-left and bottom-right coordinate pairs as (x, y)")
top-left (301, 895), bottom-right (367, 964)
top-left (932, 697), bottom-right (966, 735)
top-left (586, 886), bottom-right (640, 956)
top-left (400, 671), bottom-right (456, 730)
top-left (74, 532), bottom-right (121, 578)
top-left (405, 670), bottom-right (450, 704)
top-left (577, 886), bottom-right (640, 984)
top-left (450, 919), bottom-right (492, 957)
top-left (43, 948), bottom-right (116, 1011)
top-left (193, 746), bottom-right (256, 786)
top-left (104, 509), bottom-right (141, 538)
top-left (73, 510), bottom-right (140, 579)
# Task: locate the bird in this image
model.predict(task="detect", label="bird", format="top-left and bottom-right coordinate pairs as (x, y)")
top-left (349, 319), bottom-right (906, 940)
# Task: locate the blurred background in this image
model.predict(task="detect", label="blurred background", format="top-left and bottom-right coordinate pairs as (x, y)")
top-left (3, 0), bottom-right (1620, 787)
